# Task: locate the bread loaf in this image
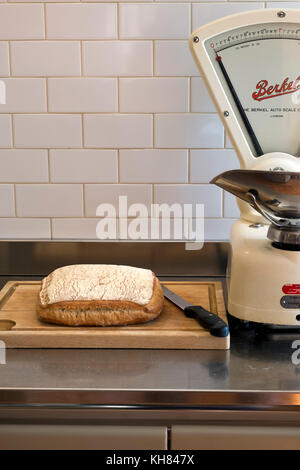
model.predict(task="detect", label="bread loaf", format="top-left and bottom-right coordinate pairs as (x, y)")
top-left (37, 264), bottom-right (164, 326)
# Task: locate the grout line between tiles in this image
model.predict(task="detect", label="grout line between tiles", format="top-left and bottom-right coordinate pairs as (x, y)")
top-left (3, 75), bottom-right (202, 79)
top-left (7, 41), bottom-right (12, 77)
top-left (10, 114), bottom-right (14, 147)
top-left (117, 77), bottom-right (120, 112)
top-left (13, 183), bottom-right (17, 217)
top-left (49, 217), bottom-right (53, 239)
top-left (117, 3), bottom-right (120, 40)
top-left (43, 3), bottom-right (47, 40)
top-left (0, 216), bottom-right (230, 221)
top-left (188, 76), bottom-right (191, 112)
top-left (45, 77), bottom-right (49, 112)
top-left (152, 113), bottom-right (155, 148)
top-left (82, 183), bottom-right (86, 217)
top-left (0, 147), bottom-right (228, 151)
top-left (0, 111), bottom-right (222, 114)
top-left (47, 149), bottom-right (51, 183)
top-left (81, 114), bottom-right (85, 148)
top-left (222, 189), bottom-right (225, 218)
top-left (0, 181), bottom-right (214, 185)
top-left (152, 40), bottom-right (155, 77)
top-left (0, 39), bottom-right (209, 43)
top-left (79, 41), bottom-right (83, 76)
top-left (11, 114), bottom-right (15, 148)
top-left (0, 1), bottom-right (270, 3)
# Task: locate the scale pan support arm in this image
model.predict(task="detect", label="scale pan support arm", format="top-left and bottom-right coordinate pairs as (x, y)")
top-left (211, 169), bottom-right (300, 221)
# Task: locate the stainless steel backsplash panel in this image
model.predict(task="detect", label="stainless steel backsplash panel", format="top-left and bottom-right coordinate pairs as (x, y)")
top-left (0, 241), bottom-right (229, 276)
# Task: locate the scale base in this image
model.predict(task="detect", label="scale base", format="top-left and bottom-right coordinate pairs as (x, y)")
top-left (228, 219), bottom-right (300, 327)
top-left (227, 312), bottom-right (300, 332)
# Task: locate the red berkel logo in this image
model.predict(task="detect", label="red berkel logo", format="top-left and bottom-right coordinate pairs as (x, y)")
top-left (252, 77), bottom-right (300, 101)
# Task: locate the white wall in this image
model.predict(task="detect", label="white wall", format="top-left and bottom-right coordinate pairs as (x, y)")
top-left (0, 1), bottom-right (295, 240)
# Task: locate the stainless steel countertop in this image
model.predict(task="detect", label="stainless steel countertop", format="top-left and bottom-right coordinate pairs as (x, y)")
top-left (1, 278), bottom-right (300, 411)
top-left (0, 241), bottom-right (300, 411)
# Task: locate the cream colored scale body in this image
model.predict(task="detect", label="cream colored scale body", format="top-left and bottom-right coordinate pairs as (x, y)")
top-left (231, 153), bottom-right (300, 325)
top-left (229, 220), bottom-right (300, 325)
top-left (190, 9), bottom-right (300, 326)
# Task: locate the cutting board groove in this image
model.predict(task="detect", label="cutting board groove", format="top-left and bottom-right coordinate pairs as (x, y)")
top-left (0, 281), bottom-right (229, 349)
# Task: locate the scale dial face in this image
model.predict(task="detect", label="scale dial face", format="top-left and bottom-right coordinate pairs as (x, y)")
top-left (203, 21), bottom-right (300, 158)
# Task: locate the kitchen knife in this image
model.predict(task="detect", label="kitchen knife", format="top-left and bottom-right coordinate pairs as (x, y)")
top-left (162, 285), bottom-right (229, 338)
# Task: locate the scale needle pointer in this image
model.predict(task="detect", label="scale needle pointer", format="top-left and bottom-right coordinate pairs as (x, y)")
top-left (215, 52), bottom-right (263, 157)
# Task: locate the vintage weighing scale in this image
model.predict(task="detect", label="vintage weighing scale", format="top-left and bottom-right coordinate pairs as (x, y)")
top-left (190, 9), bottom-right (300, 327)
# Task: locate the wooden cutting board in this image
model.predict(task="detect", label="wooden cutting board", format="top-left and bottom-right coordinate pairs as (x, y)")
top-left (0, 281), bottom-right (229, 349)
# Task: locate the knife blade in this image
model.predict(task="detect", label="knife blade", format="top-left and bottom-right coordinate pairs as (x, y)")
top-left (162, 285), bottom-right (229, 338)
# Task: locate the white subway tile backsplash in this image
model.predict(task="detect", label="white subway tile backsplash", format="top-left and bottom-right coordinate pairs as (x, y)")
top-left (50, 150), bottom-right (118, 183)
top-left (0, 79), bottom-right (46, 113)
top-left (48, 78), bottom-right (117, 113)
top-left (84, 114), bottom-right (153, 148)
top-left (0, 150), bottom-right (48, 182)
top-left (192, 3), bottom-right (264, 30)
top-left (52, 218), bottom-right (100, 240)
top-left (155, 114), bottom-right (224, 148)
top-left (190, 217), bottom-right (234, 242)
top-left (154, 185), bottom-right (222, 217)
top-left (119, 78), bottom-right (189, 113)
top-left (85, 184), bottom-right (152, 216)
top-left (120, 4), bottom-right (190, 39)
top-left (266, 3), bottom-right (300, 8)
top-left (224, 192), bottom-right (240, 218)
top-left (11, 42), bottom-right (81, 77)
top-left (46, 4), bottom-right (117, 39)
top-left (115, 218), bottom-right (189, 241)
top-left (52, 218), bottom-right (182, 241)
top-left (191, 77), bottom-right (216, 113)
top-left (85, 0), bottom-right (151, 2)
top-left (190, 150), bottom-right (239, 183)
top-left (119, 150), bottom-right (188, 183)
top-left (9, 0), bottom-right (79, 2)
top-left (16, 184), bottom-right (83, 217)
top-left (0, 185), bottom-right (14, 216)
top-left (0, 0), bottom-right (254, 241)
top-left (0, 218), bottom-right (50, 239)
top-left (155, 0), bottom-right (225, 2)
top-left (155, 41), bottom-right (199, 76)
top-left (14, 114), bottom-right (82, 148)
top-left (52, 218), bottom-right (185, 241)
top-left (83, 41), bottom-right (153, 77)
top-left (204, 218), bottom-right (235, 241)
top-left (0, 4), bottom-right (44, 40)
top-left (0, 115), bottom-right (12, 148)
top-left (0, 43), bottom-right (9, 76)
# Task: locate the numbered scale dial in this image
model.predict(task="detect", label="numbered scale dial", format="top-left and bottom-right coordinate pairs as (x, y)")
top-left (191, 11), bottom-right (300, 164)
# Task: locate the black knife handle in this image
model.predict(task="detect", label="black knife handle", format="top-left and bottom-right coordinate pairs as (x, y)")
top-left (184, 305), bottom-right (229, 337)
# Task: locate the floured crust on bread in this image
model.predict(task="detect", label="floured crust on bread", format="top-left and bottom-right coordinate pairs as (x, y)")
top-left (37, 272), bottom-right (164, 327)
top-left (39, 264), bottom-right (155, 306)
